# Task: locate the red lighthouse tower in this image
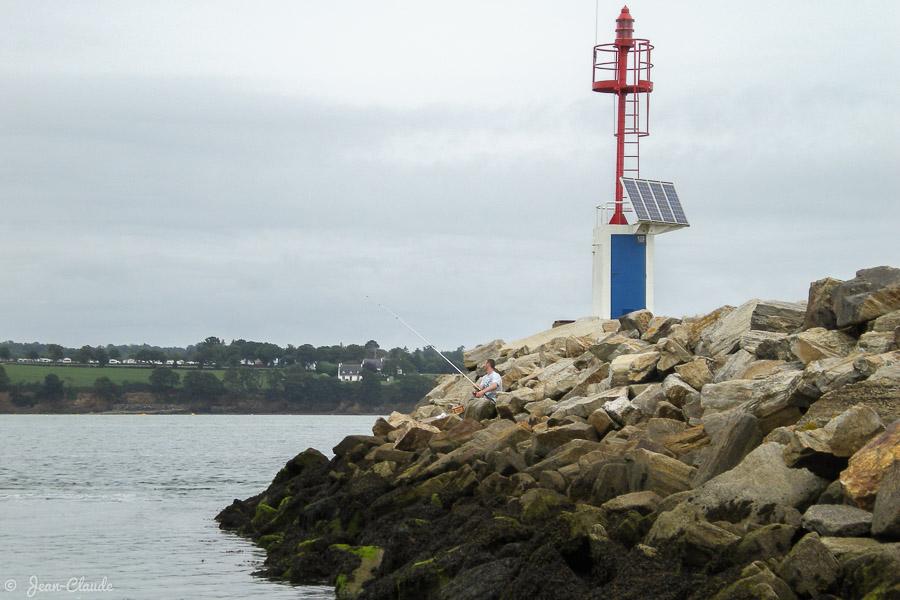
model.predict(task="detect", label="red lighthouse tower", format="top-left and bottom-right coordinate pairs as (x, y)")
top-left (592, 6), bottom-right (653, 225)
top-left (590, 7), bottom-right (689, 320)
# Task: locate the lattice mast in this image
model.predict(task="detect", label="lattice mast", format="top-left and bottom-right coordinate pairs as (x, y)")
top-left (592, 6), bottom-right (653, 225)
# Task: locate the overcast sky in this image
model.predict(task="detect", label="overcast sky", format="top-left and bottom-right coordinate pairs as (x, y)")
top-left (2, 1), bottom-right (898, 353)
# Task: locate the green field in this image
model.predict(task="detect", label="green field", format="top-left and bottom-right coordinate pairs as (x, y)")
top-left (1, 363), bottom-right (225, 387)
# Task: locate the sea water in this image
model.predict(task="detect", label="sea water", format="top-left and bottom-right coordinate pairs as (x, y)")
top-left (0, 414), bottom-right (378, 600)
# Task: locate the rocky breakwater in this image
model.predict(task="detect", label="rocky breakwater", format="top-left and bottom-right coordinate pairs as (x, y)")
top-left (217, 266), bottom-right (900, 599)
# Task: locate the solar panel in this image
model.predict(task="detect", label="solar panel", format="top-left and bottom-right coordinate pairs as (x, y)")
top-left (649, 182), bottom-right (675, 223)
top-left (619, 177), bottom-right (689, 227)
top-left (621, 179), bottom-right (650, 221)
top-left (636, 180), bottom-right (662, 221)
top-left (661, 183), bottom-right (689, 225)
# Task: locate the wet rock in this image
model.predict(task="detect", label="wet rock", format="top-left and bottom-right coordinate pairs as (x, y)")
top-left (602, 490), bottom-right (662, 516)
top-left (333, 435), bottom-right (384, 458)
top-left (712, 561), bottom-right (797, 600)
top-left (732, 524), bottom-right (797, 566)
top-left (841, 419), bottom-right (900, 510)
top-left (393, 421), bottom-right (441, 451)
top-left (428, 419), bottom-right (483, 454)
top-left (678, 520), bottom-right (743, 568)
top-left (775, 532), bottom-right (841, 598)
top-left (838, 544), bottom-right (900, 599)
top-left (519, 487), bottom-right (572, 522)
top-left (367, 444), bottom-right (415, 464)
top-left (801, 504), bottom-right (873, 537)
top-left (819, 536), bottom-right (884, 559)
top-left (372, 417), bottom-right (396, 438)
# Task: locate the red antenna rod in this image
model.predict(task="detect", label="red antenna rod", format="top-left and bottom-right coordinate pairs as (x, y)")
top-left (592, 6), bottom-right (654, 225)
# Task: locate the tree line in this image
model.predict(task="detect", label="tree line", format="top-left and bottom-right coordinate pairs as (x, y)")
top-left (0, 337), bottom-right (464, 377)
top-left (0, 337), bottom-right (465, 413)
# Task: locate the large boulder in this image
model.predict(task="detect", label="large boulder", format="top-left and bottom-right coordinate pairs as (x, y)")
top-left (700, 299), bottom-right (762, 357)
top-left (549, 390), bottom-right (619, 420)
top-left (783, 403), bottom-right (884, 468)
top-left (775, 532), bottom-right (841, 598)
top-left (692, 410), bottom-right (763, 486)
top-left (674, 359), bottom-right (715, 391)
top-left (801, 504), bottom-right (873, 537)
top-left (750, 300), bottom-right (807, 333)
top-left (685, 443), bottom-right (830, 527)
top-left (831, 266), bottom-right (900, 328)
top-left (421, 374), bottom-right (478, 409)
top-left (625, 448), bottom-right (697, 498)
top-left (700, 379), bottom-right (756, 414)
top-left (641, 316), bottom-right (679, 343)
top-left (609, 351), bottom-right (660, 386)
top-left (873, 460), bottom-right (900, 539)
top-left (712, 561), bottom-right (797, 600)
top-left (393, 421), bottom-right (441, 451)
top-left (463, 339), bottom-right (504, 369)
top-left (804, 277), bottom-right (842, 330)
top-left (803, 377), bottom-right (900, 434)
top-left (841, 418), bottom-right (900, 510)
top-left (532, 422), bottom-right (598, 458)
top-left (589, 333), bottom-right (648, 362)
top-left (464, 398), bottom-right (497, 422)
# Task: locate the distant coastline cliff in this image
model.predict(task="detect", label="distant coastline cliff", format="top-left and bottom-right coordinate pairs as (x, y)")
top-left (218, 266), bottom-right (900, 599)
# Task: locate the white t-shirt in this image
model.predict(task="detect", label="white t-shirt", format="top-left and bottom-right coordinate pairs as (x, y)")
top-left (479, 371), bottom-right (502, 401)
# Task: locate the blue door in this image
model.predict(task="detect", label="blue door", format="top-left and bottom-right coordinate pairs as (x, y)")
top-left (610, 234), bottom-right (646, 317)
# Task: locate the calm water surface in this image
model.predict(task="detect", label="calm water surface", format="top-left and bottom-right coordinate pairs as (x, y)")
top-left (0, 414), bottom-right (378, 600)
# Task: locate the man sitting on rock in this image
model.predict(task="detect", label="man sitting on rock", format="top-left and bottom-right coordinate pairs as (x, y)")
top-left (472, 359), bottom-right (502, 403)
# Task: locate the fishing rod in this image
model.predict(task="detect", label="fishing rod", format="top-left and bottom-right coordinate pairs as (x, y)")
top-left (367, 296), bottom-right (478, 389)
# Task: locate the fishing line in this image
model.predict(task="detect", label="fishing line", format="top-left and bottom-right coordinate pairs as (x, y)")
top-left (367, 296), bottom-right (478, 388)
